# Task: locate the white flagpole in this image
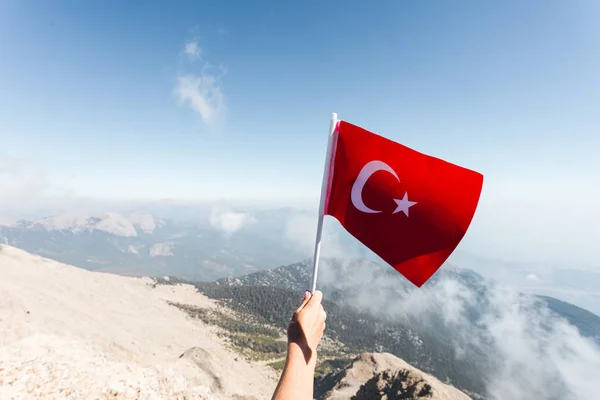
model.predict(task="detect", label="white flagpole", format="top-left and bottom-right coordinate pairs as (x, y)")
top-left (310, 112), bottom-right (338, 293)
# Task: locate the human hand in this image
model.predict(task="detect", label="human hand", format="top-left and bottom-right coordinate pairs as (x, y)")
top-left (287, 290), bottom-right (327, 366)
top-left (272, 290), bottom-right (326, 399)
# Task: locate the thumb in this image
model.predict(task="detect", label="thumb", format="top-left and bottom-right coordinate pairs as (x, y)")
top-left (295, 290), bottom-right (312, 313)
top-left (306, 290), bottom-right (323, 308)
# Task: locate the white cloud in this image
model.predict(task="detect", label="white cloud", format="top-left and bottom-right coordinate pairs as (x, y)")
top-left (481, 284), bottom-right (600, 400)
top-left (209, 206), bottom-right (254, 234)
top-left (128, 212), bottom-right (161, 234)
top-left (175, 72), bottom-right (225, 126)
top-left (175, 38), bottom-right (226, 126)
top-left (149, 243), bottom-right (174, 257)
top-left (183, 40), bottom-right (201, 61)
top-left (127, 245), bottom-right (143, 255)
top-left (319, 263), bottom-right (600, 400)
top-left (526, 273), bottom-right (541, 282)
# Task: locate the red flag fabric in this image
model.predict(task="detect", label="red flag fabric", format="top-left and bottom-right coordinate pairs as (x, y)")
top-left (324, 121), bottom-right (483, 287)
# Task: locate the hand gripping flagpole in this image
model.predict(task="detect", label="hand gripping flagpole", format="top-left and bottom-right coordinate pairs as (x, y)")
top-left (310, 112), bottom-right (339, 293)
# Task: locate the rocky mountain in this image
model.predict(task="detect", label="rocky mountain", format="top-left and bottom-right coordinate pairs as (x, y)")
top-left (0, 244), bottom-right (471, 400)
top-left (0, 212), bottom-right (307, 281)
top-left (0, 244), bottom-right (278, 399)
top-left (540, 295), bottom-right (600, 344)
top-left (13, 212), bottom-right (163, 237)
top-left (316, 353), bottom-right (471, 400)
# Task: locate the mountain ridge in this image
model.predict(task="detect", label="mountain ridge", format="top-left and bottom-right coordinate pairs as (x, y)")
top-left (213, 257), bottom-right (600, 340)
top-left (198, 257), bottom-right (600, 399)
top-left (8, 212), bottom-right (164, 237)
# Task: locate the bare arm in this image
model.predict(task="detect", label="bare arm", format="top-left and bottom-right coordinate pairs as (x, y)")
top-left (272, 290), bottom-right (327, 400)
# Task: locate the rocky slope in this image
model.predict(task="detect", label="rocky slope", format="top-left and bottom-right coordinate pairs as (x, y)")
top-left (0, 245), bottom-right (278, 399)
top-left (317, 353), bottom-right (471, 400)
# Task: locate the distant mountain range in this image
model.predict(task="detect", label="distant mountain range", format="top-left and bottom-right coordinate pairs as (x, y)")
top-left (0, 212), bottom-right (307, 281)
top-left (12, 212), bottom-right (163, 236)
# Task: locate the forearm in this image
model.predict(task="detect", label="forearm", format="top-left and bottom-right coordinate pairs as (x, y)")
top-left (271, 344), bottom-right (316, 400)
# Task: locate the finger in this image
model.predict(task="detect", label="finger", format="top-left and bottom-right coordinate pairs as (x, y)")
top-left (306, 290), bottom-right (323, 308)
top-left (295, 290), bottom-right (312, 313)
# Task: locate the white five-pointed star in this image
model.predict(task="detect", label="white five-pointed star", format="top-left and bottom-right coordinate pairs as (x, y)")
top-left (393, 192), bottom-right (417, 216)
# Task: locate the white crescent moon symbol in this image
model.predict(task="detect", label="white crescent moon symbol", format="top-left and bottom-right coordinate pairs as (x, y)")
top-left (351, 160), bottom-right (400, 213)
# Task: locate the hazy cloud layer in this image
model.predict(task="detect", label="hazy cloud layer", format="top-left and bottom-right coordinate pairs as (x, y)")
top-left (0, 154), bottom-right (115, 221)
top-left (284, 212), bottom-right (357, 260)
top-left (209, 205), bottom-right (254, 234)
top-left (317, 259), bottom-right (600, 400)
top-left (0, 154), bottom-right (47, 210)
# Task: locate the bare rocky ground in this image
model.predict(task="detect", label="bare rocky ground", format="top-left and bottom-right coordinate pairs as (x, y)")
top-left (0, 245), bottom-right (277, 399)
top-left (317, 353), bottom-right (471, 400)
top-left (0, 245), bottom-right (471, 399)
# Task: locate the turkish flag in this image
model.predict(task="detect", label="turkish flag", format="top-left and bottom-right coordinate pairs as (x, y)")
top-left (324, 121), bottom-right (483, 287)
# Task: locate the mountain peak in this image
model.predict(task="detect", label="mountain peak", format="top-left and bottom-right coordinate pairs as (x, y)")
top-left (13, 212), bottom-right (163, 237)
top-left (317, 352), bottom-right (471, 399)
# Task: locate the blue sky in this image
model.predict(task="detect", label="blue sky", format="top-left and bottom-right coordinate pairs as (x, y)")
top-left (1, 0), bottom-right (600, 266)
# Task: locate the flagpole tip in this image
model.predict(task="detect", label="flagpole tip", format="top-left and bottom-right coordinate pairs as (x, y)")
top-left (331, 112), bottom-right (338, 121)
